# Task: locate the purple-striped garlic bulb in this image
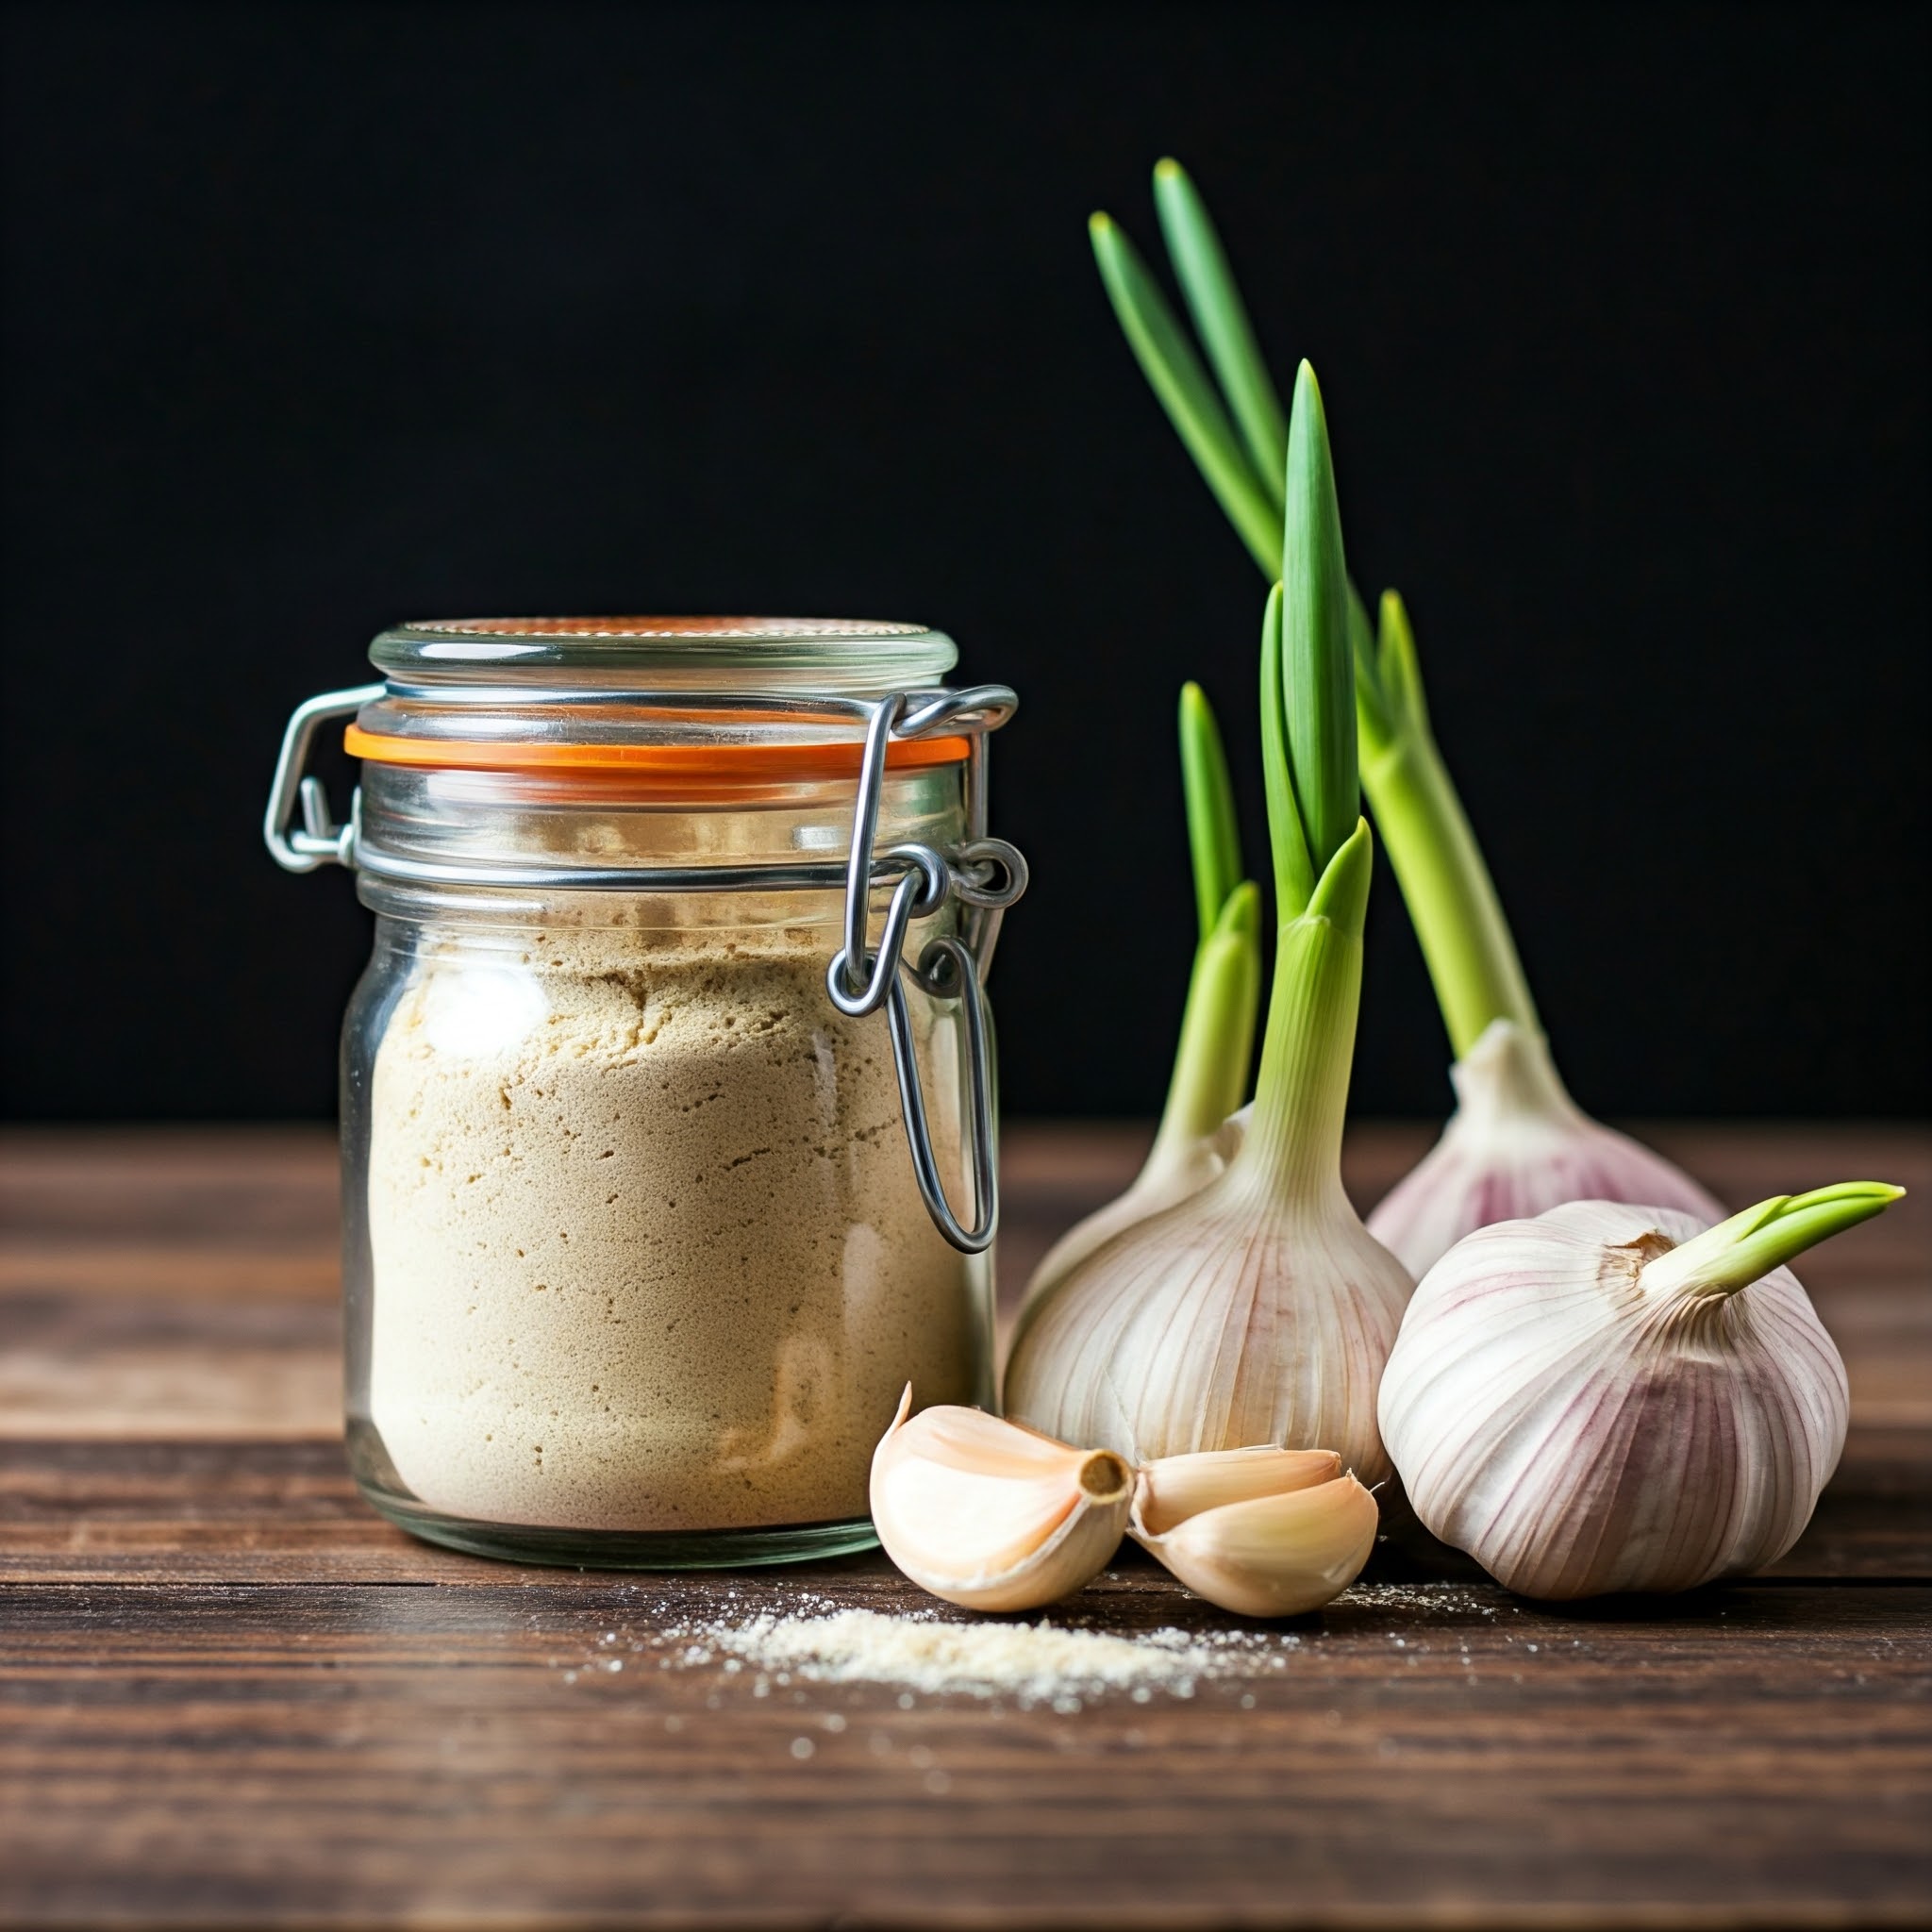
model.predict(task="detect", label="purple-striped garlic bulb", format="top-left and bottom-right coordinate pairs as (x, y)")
top-left (1367, 1019), bottom-right (1724, 1278)
top-left (1377, 1184), bottom-right (1901, 1600)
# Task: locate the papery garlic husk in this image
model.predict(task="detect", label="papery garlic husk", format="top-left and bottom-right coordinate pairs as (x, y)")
top-left (1006, 826), bottom-right (1414, 1484)
top-left (1024, 1107), bottom-right (1248, 1314)
top-left (1008, 1184), bottom-right (1408, 1480)
top-left (1130, 1451), bottom-right (1378, 1618)
top-left (1378, 1195), bottom-right (1870, 1600)
top-left (869, 1387), bottom-right (1132, 1611)
top-left (1024, 878), bottom-right (1261, 1315)
top-left (1367, 1019), bottom-right (1724, 1279)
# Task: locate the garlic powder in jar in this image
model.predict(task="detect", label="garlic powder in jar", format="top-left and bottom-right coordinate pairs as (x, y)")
top-left (269, 618), bottom-right (1020, 1567)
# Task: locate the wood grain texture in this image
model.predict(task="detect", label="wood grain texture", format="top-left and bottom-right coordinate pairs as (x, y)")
top-left (6, 1575), bottom-right (1929, 1929)
top-left (1, 1124), bottom-right (1928, 1929)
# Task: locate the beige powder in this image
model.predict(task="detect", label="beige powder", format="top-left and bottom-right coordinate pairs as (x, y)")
top-left (365, 925), bottom-right (986, 1532)
top-left (653, 1605), bottom-right (1305, 1707)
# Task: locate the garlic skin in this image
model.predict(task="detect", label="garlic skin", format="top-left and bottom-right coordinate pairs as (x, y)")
top-left (1130, 1457), bottom-right (1378, 1618)
top-left (1008, 1178), bottom-right (1410, 1483)
top-left (1024, 1108), bottom-right (1247, 1313)
top-left (1367, 1019), bottom-right (1724, 1278)
top-left (869, 1388), bottom-right (1132, 1611)
top-left (1378, 1199), bottom-right (1852, 1600)
top-left (1024, 871), bottom-right (1261, 1316)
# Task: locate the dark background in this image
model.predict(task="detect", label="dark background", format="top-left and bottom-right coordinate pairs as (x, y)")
top-left (3, 2), bottom-right (1925, 1123)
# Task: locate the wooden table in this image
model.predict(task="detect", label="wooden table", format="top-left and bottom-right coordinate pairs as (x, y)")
top-left (2, 1124), bottom-right (1927, 1928)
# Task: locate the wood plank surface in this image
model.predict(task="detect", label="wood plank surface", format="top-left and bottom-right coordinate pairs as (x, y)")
top-left (2, 1123), bottom-right (1929, 1929)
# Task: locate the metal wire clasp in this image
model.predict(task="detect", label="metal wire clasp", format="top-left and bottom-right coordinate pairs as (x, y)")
top-left (263, 684), bottom-right (382, 872)
top-left (823, 690), bottom-right (1026, 1252)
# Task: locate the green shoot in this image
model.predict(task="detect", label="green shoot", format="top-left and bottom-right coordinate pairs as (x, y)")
top-left (1281, 362), bottom-right (1357, 885)
top-left (1644, 1183), bottom-right (1906, 1303)
top-left (1091, 158), bottom-right (1541, 1058)
top-left (1257, 366), bottom-right (1364, 928)
top-left (1179, 682), bottom-right (1244, 943)
top-left (1259, 585), bottom-right (1315, 919)
top-left (1349, 581), bottom-right (1392, 753)
top-left (1088, 212), bottom-right (1282, 575)
top-left (1235, 370), bottom-right (1374, 1197)
top-left (1376, 591), bottom-right (1430, 741)
top-left (1158, 880), bottom-right (1264, 1142)
top-left (1153, 158), bottom-right (1288, 498)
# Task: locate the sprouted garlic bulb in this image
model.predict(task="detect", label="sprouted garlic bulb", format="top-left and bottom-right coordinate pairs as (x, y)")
top-left (1366, 1018), bottom-right (1724, 1277)
top-left (1008, 370), bottom-right (1412, 1483)
top-left (869, 1387), bottom-right (1133, 1611)
top-left (1130, 1447), bottom-right (1378, 1618)
top-left (1378, 1183), bottom-right (1902, 1600)
top-left (1007, 1074), bottom-right (1410, 1479)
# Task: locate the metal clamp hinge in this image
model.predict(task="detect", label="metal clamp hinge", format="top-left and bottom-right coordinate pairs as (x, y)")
top-left (263, 685), bottom-right (382, 873)
top-left (824, 690), bottom-right (1026, 1253)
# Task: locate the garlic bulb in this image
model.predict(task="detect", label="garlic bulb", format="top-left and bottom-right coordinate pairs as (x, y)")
top-left (1130, 1448), bottom-right (1378, 1618)
top-left (1378, 1183), bottom-right (1901, 1600)
top-left (1008, 369), bottom-right (1412, 1482)
top-left (1007, 1065), bottom-right (1410, 1480)
top-left (1367, 1018), bottom-right (1724, 1277)
top-left (869, 1388), bottom-right (1132, 1611)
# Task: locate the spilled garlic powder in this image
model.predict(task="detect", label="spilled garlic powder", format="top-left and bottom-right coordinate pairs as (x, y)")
top-left (665, 1607), bottom-right (1301, 1707)
top-left (364, 927), bottom-right (984, 1532)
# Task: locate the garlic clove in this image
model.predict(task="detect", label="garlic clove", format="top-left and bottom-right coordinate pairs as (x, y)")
top-left (1135, 1445), bottom-right (1341, 1536)
top-left (1366, 1019), bottom-right (1724, 1278)
top-left (869, 1387), bottom-right (1133, 1612)
top-left (1130, 1469), bottom-right (1378, 1618)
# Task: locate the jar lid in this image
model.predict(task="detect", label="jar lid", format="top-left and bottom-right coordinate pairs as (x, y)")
top-left (352, 615), bottom-right (974, 791)
top-left (373, 616), bottom-right (958, 691)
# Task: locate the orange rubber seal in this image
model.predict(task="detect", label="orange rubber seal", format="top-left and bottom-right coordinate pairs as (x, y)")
top-left (342, 724), bottom-right (971, 779)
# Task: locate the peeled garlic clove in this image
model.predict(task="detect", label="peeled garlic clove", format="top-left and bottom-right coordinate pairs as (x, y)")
top-left (1367, 1019), bottom-right (1724, 1278)
top-left (1130, 1468), bottom-right (1378, 1618)
top-left (869, 1387), bottom-right (1132, 1612)
top-left (1378, 1184), bottom-right (1899, 1600)
top-left (1135, 1445), bottom-right (1340, 1536)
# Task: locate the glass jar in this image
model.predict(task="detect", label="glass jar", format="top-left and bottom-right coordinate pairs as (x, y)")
top-left (266, 617), bottom-right (1024, 1568)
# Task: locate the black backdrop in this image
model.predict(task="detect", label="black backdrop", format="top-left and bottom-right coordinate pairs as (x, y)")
top-left (3, 2), bottom-right (1925, 1122)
